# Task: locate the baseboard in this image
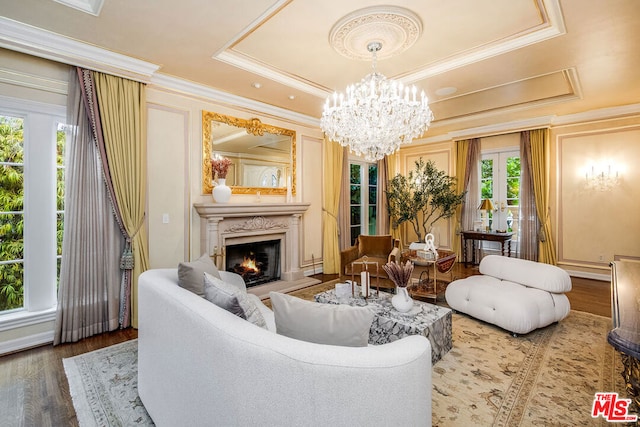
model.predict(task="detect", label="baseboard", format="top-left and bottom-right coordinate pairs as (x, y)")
top-left (0, 330), bottom-right (54, 356)
top-left (303, 266), bottom-right (323, 276)
top-left (565, 269), bottom-right (609, 282)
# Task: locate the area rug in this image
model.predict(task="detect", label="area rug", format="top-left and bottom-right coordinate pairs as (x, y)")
top-left (64, 281), bottom-right (631, 427)
top-left (63, 340), bottom-right (153, 426)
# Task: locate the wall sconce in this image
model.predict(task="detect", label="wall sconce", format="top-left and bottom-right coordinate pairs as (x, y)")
top-left (585, 164), bottom-right (620, 191)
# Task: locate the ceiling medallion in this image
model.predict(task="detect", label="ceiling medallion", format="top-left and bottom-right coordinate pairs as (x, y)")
top-left (329, 6), bottom-right (422, 60)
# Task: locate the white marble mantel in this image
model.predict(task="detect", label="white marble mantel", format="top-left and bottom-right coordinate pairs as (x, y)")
top-left (193, 202), bottom-right (319, 298)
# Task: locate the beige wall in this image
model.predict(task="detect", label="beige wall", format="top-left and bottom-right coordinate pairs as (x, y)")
top-left (552, 118), bottom-right (640, 276)
top-left (144, 87), bottom-right (324, 273)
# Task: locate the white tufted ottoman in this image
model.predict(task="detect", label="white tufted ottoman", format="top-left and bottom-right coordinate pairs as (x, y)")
top-left (445, 255), bottom-right (571, 335)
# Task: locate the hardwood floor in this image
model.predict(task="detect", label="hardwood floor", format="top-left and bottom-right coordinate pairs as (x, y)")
top-left (0, 328), bottom-right (137, 427)
top-left (0, 265), bottom-right (610, 426)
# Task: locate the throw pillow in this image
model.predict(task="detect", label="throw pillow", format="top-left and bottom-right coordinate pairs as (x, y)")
top-left (204, 272), bottom-right (267, 329)
top-left (269, 292), bottom-right (374, 347)
top-left (178, 253), bottom-right (221, 297)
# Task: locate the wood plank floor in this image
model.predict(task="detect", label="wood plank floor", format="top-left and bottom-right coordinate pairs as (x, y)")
top-left (0, 265), bottom-right (611, 426)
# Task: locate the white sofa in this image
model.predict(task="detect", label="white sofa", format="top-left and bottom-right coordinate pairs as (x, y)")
top-left (138, 268), bottom-right (432, 426)
top-left (445, 255), bottom-right (571, 335)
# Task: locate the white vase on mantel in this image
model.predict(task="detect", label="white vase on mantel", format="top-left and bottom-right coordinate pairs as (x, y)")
top-left (212, 178), bottom-right (232, 203)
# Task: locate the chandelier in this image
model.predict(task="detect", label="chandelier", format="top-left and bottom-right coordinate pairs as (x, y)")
top-left (320, 41), bottom-right (433, 161)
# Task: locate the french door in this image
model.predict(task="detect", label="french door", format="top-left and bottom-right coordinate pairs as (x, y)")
top-left (349, 161), bottom-right (378, 245)
top-left (481, 150), bottom-right (521, 249)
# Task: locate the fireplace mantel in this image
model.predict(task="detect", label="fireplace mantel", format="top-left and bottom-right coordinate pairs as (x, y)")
top-left (193, 202), bottom-right (310, 218)
top-left (193, 202), bottom-right (318, 298)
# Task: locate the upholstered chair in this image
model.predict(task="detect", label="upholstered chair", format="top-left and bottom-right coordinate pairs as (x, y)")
top-left (340, 235), bottom-right (400, 285)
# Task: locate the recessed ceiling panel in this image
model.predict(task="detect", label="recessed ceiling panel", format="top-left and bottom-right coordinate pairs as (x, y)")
top-left (228, 0), bottom-right (547, 90)
top-left (431, 69), bottom-right (579, 120)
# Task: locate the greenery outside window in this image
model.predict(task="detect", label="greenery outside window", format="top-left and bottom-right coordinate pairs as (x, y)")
top-left (481, 150), bottom-right (521, 241)
top-left (0, 99), bottom-right (64, 320)
top-left (349, 161), bottom-right (378, 245)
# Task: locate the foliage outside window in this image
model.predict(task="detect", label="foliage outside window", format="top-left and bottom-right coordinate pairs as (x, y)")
top-left (0, 116), bottom-right (25, 311)
top-left (0, 115), bottom-right (65, 313)
top-left (349, 162), bottom-right (378, 245)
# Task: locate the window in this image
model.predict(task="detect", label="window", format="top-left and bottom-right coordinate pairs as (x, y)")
top-left (0, 99), bottom-right (64, 318)
top-left (481, 150), bottom-right (521, 244)
top-left (349, 161), bottom-right (378, 245)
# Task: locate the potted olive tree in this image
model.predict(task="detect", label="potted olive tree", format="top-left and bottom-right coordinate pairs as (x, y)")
top-left (386, 158), bottom-right (466, 243)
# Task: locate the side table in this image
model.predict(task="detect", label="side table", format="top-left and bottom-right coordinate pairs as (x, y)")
top-left (461, 230), bottom-right (513, 266)
top-left (401, 250), bottom-right (438, 302)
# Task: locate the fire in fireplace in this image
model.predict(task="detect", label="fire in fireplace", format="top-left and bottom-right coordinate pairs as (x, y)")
top-left (225, 239), bottom-right (281, 287)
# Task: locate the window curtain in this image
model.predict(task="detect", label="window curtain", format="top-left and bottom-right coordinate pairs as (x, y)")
top-left (386, 153), bottom-right (402, 245)
top-left (526, 128), bottom-right (557, 264)
top-left (322, 137), bottom-right (344, 274)
top-left (93, 72), bottom-right (149, 328)
top-left (455, 138), bottom-right (480, 258)
top-left (519, 131), bottom-right (540, 260)
top-left (338, 148), bottom-right (350, 250)
top-left (376, 156), bottom-right (390, 235)
top-left (54, 69), bottom-right (124, 345)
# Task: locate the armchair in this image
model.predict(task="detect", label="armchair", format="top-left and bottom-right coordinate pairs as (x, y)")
top-left (341, 235), bottom-right (401, 283)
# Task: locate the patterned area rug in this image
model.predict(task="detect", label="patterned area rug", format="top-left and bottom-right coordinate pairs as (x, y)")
top-left (63, 340), bottom-right (153, 426)
top-left (64, 281), bottom-right (632, 426)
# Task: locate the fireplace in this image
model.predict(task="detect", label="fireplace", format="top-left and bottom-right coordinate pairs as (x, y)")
top-left (194, 202), bottom-right (320, 298)
top-left (225, 239), bottom-right (281, 287)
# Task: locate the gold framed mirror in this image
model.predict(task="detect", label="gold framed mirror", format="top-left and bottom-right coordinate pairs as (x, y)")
top-left (202, 111), bottom-right (296, 195)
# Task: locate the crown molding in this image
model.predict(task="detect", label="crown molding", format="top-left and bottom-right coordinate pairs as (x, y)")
top-left (402, 0), bottom-right (565, 83)
top-left (551, 103), bottom-right (640, 126)
top-left (53, 0), bottom-right (105, 16)
top-left (0, 17), bottom-right (159, 82)
top-left (215, 51), bottom-right (329, 99)
top-left (417, 103), bottom-right (640, 143)
top-left (149, 73), bottom-right (320, 128)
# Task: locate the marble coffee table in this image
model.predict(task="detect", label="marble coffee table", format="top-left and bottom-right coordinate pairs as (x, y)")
top-left (314, 288), bottom-right (452, 364)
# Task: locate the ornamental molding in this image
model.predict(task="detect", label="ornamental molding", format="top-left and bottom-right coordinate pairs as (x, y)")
top-left (225, 216), bottom-right (288, 233)
top-left (329, 6), bottom-right (422, 61)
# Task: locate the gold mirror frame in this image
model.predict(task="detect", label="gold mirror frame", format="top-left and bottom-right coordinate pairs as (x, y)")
top-left (202, 111), bottom-right (296, 195)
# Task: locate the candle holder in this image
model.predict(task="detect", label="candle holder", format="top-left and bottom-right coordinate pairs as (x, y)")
top-left (350, 258), bottom-right (379, 298)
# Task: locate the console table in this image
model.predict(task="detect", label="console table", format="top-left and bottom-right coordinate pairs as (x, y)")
top-left (461, 230), bottom-right (513, 266)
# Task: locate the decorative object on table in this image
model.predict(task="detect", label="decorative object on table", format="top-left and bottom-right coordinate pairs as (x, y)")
top-left (360, 269), bottom-right (370, 297)
top-left (320, 33), bottom-right (433, 161)
top-left (211, 154), bottom-right (233, 203)
top-left (417, 233), bottom-right (438, 260)
top-left (506, 210), bottom-right (513, 232)
top-left (335, 282), bottom-right (352, 298)
top-left (349, 257), bottom-right (380, 297)
top-left (383, 260), bottom-right (415, 313)
top-left (386, 158), bottom-right (466, 243)
top-left (478, 198), bottom-right (495, 232)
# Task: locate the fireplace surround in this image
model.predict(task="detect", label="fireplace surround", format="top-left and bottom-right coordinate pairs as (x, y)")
top-left (193, 202), bottom-right (319, 298)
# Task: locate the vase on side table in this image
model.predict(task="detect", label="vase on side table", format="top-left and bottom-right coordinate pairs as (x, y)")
top-left (212, 178), bottom-right (232, 203)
